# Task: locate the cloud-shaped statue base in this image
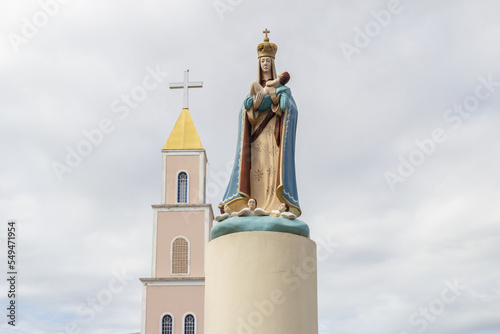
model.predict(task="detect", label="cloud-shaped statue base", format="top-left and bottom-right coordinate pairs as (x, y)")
top-left (211, 216), bottom-right (310, 240)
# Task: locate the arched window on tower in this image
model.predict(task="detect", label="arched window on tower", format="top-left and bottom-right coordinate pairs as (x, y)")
top-left (171, 237), bottom-right (189, 275)
top-left (161, 314), bottom-right (173, 334)
top-left (177, 172), bottom-right (188, 203)
top-left (184, 314), bottom-right (195, 334)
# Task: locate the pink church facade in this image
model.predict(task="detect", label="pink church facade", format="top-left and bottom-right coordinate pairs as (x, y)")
top-left (140, 109), bottom-right (213, 334)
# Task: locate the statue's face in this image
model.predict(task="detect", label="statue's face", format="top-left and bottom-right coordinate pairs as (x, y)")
top-left (248, 199), bottom-right (256, 210)
top-left (224, 204), bottom-right (231, 214)
top-left (260, 57), bottom-right (272, 73)
top-left (279, 203), bottom-right (286, 212)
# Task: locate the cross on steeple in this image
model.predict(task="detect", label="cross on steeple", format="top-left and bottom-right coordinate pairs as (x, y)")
top-left (263, 28), bottom-right (270, 39)
top-left (169, 70), bottom-right (203, 109)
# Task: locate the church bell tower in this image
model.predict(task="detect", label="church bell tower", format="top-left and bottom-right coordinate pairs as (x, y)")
top-left (140, 70), bottom-right (213, 334)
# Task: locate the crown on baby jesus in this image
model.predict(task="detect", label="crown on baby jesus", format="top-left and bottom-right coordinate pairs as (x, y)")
top-left (257, 28), bottom-right (278, 59)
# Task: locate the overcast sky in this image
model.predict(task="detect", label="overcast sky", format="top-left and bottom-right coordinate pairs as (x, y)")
top-left (1, 0), bottom-right (500, 333)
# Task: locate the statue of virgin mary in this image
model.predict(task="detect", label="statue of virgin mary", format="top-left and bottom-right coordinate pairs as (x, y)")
top-left (219, 30), bottom-right (301, 217)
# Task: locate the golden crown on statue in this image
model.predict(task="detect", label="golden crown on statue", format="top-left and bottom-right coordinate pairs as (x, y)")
top-left (257, 28), bottom-right (278, 58)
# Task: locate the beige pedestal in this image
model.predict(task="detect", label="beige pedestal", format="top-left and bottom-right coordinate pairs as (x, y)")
top-left (205, 231), bottom-right (318, 334)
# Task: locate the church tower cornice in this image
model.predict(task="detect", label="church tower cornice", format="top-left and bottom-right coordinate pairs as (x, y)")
top-left (151, 203), bottom-right (213, 210)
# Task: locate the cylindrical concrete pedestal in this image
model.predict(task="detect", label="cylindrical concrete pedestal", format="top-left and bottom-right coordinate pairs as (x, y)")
top-left (205, 231), bottom-right (318, 334)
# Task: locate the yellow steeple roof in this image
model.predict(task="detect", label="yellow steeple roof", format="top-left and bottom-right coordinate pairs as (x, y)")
top-left (163, 108), bottom-right (203, 150)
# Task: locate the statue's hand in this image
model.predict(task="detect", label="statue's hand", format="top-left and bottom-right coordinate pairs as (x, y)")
top-left (271, 92), bottom-right (280, 105)
top-left (253, 91), bottom-right (264, 109)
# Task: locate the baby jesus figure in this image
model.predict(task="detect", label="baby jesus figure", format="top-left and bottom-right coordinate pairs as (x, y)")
top-left (249, 72), bottom-right (290, 110)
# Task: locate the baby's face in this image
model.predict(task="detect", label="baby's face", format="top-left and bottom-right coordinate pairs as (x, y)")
top-left (277, 72), bottom-right (284, 79)
top-left (248, 199), bottom-right (256, 210)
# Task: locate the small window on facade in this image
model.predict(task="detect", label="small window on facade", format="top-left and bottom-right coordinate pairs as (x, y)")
top-left (184, 314), bottom-right (195, 334)
top-left (177, 172), bottom-right (188, 203)
top-left (172, 237), bottom-right (189, 274)
top-left (162, 314), bottom-right (173, 334)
